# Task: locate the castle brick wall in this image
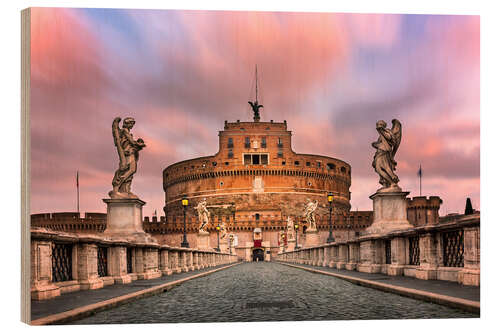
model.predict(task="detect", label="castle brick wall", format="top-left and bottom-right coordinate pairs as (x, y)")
top-left (162, 120), bottom-right (353, 239)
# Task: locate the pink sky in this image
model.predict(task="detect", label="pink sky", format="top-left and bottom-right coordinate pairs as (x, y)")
top-left (30, 8), bottom-right (479, 216)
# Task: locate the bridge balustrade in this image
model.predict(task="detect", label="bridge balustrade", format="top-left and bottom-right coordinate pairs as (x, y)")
top-left (30, 228), bottom-right (238, 301)
top-left (276, 213), bottom-right (480, 287)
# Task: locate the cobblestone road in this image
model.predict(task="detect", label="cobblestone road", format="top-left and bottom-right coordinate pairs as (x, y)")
top-left (73, 262), bottom-right (477, 324)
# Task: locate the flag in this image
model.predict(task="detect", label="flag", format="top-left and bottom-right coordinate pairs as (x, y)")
top-left (417, 165), bottom-right (422, 177)
top-left (76, 170), bottom-right (79, 187)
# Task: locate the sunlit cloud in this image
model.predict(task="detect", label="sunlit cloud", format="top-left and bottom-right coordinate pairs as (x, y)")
top-left (30, 8), bottom-right (479, 215)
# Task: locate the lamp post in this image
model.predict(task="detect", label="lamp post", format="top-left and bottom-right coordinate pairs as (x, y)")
top-left (215, 225), bottom-right (221, 252)
top-left (326, 192), bottom-right (335, 243)
top-left (181, 196), bottom-right (189, 248)
top-left (294, 224), bottom-right (299, 250)
top-left (228, 234), bottom-right (233, 254)
top-left (281, 232), bottom-right (285, 253)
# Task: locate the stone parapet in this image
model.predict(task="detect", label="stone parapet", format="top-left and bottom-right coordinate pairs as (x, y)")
top-left (276, 213), bottom-right (480, 287)
top-left (30, 228), bottom-right (237, 300)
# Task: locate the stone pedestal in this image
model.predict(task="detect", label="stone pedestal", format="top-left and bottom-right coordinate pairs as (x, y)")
top-left (159, 249), bottom-right (173, 276)
top-left (186, 251), bottom-right (195, 271)
top-left (328, 247), bottom-right (338, 268)
top-left (170, 251), bottom-right (182, 274)
top-left (358, 239), bottom-right (382, 273)
top-left (286, 239), bottom-right (296, 252)
top-left (102, 198), bottom-right (156, 243)
top-left (108, 246), bottom-right (132, 284)
top-left (76, 243), bottom-right (104, 290)
top-left (365, 190), bottom-right (413, 235)
top-left (458, 226), bottom-right (480, 286)
top-left (336, 244), bottom-right (348, 269)
top-left (346, 243), bottom-right (359, 270)
top-left (31, 240), bottom-right (61, 300)
top-left (197, 231), bottom-right (211, 250)
top-left (305, 229), bottom-right (320, 247)
top-left (137, 248), bottom-right (162, 280)
top-left (388, 237), bottom-right (407, 276)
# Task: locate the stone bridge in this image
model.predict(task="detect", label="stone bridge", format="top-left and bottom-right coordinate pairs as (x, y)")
top-left (29, 212), bottom-right (479, 324)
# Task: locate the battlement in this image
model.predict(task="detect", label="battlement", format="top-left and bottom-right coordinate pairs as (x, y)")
top-left (407, 196), bottom-right (443, 208)
top-left (31, 212), bottom-right (106, 222)
top-left (406, 196), bottom-right (443, 226)
top-left (29, 209), bottom-right (374, 236)
top-left (223, 120), bottom-right (287, 131)
top-left (31, 212), bottom-right (107, 233)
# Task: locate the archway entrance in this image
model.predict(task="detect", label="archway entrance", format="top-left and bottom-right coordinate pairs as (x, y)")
top-left (252, 248), bottom-right (264, 261)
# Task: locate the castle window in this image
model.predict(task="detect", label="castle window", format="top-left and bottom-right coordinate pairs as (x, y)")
top-left (225, 162), bottom-right (229, 166)
top-left (227, 138), bottom-right (233, 148)
top-left (245, 137), bottom-right (250, 148)
top-left (294, 161), bottom-right (300, 166)
top-left (255, 213), bottom-right (260, 221)
top-left (220, 181), bottom-right (224, 187)
top-left (261, 137), bottom-right (267, 148)
top-left (212, 162), bottom-right (217, 166)
top-left (306, 161), bottom-right (311, 167)
top-left (244, 154), bottom-right (252, 165)
top-left (244, 154), bottom-right (269, 165)
top-left (278, 137), bottom-right (283, 148)
top-left (228, 149), bottom-right (234, 158)
top-left (317, 162), bottom-right (322, 168)
top-left (278, 150), bottom-right (283, 158)
top-left (327, 163), bottom-right (336, 171)
top-left (282, 161), bottom-right (286, 165)
top-left (341, 166), bottom-right (346, 173)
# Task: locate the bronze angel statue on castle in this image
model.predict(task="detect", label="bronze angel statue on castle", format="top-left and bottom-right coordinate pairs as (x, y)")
top-left (371, 119), bottom-right (402, 191)
top-left (109, 117), bottom-right (146, 199)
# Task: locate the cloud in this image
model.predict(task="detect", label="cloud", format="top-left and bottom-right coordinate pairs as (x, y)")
top-left (29, 9), bottom-right (479, 215)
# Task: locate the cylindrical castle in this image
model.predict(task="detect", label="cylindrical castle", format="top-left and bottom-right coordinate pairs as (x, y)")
top-left (163, 119), bottom-right (351, 217)
top-left (161, 114), bottom-right (354, 258)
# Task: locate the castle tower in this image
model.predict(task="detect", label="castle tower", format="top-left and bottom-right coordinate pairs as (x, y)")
top-left (162, 93), bottom-right (352, 258)
top-left (406, 196), bottom-right (443, 226)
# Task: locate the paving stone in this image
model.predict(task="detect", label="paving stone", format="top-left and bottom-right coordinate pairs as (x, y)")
top-left (71, 262), bottom-right (477, 324)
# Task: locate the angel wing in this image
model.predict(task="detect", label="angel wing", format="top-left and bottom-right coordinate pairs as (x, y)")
top-left (390, 119), bottom-right (402, 160)
top-left (112, 117), bottom-right (126, 170)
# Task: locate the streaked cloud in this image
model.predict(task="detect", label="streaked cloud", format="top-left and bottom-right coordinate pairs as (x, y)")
top-left (30, 8), bottom-right (479, 215)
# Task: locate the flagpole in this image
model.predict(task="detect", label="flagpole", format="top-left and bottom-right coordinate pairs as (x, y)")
top-left (77, 171), bottom-right (80, 214)
top-left (419, 165), bottom-right (422, 196)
